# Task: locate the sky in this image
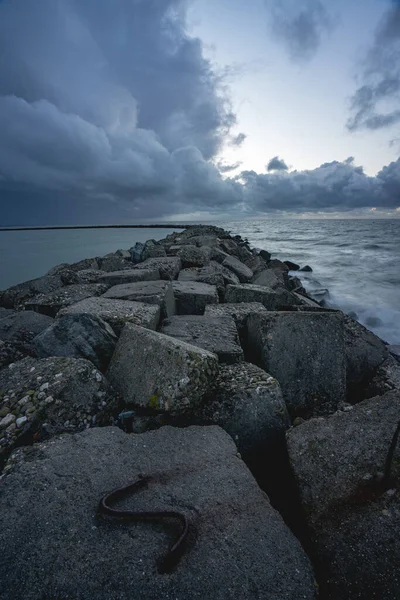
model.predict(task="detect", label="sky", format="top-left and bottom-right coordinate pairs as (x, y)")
top-left (0, 0), bottom-right (399, 225)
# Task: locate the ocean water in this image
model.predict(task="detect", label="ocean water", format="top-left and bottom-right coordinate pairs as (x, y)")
top-left (222, 219), bottom-right (400, 346)
top-left (0, 220), bottom-right (399, 345)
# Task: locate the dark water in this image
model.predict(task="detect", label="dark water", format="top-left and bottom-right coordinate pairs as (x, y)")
top-left (222, 219), bottom-right (400, 345)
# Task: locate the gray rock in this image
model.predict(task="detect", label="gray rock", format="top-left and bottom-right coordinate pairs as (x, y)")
top-left (0, 274), bottom-right (64, 309)
top-left (365, 355), bottom-right (400, 398)
top-left (58, 297), bottom-right (160, 335)
top-left (268, 259), bottom-right (289, 271)
top-left (259, 249), bottom-right (271, 262)
top-left (129, 241), bottom-right (145, 263)
top-left (162, 315), bottom-right (244, 364)
top-left (178, 264), bottom-right (225, 298)
top-left (246, 311), bottom-right (346, 418)
top-left (0, 308), bottom-right (16, 319)
top-left (24, 284), bottom-right (108, 317)
top-left (253, 268), bottom-right (286, 290)
top-left (204, 302), bottom-right (268, 346)
top-left (0, 356), bottom-right (110, 464)
top-left (134, 257), bottom-right (182, 280)
top-left (47, 257), bottom-right (100, 275)
top-left (103, 281), bottom-right (176, 320)
top-left (0, 340), bottom-right (25, 368)
top-left (166, 244), bottom-right (186, 256)
top-left (186, 234), bottom-right (219, 247)
top-left (0, 311), bottom-right (53, 352)
top-left (293, 292), bottom-right (321, 308)
top-left (210, 247), bottom-right (229, 263)
top-left (98, 254), bottom-right (133, 273)
top-left (97, 268), bottom-right (160, 286)
top-left (225, 283), bottom-right (299, 310)
top-left (73, 269), bottom-right (107, 284)
top-left (287, 390), bottom-right (400, 599)
top-left (177, 245), bottom-right (211, 268)
top-left (172, 281), bottom-right (218, 315)
top-left (115, 249), bottom-right (131, 259)
top-left (107, 324), bottom-right (219, 413)
top-left (202, 362), bottom-right (290, 463)
top-left (284, 261), bottom-right (300, 271)
top-left (222, 255), bottom-right (253, 283)
top-left (142, 240), bottom-right (167, 261)
top-left (0, 426), bottom-right (316, 600)
top-left (33, 314), bottom-right (118, 371)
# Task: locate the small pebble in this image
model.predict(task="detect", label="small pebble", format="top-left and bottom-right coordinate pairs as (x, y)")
top-left (0, 413), bottom-right (16, 430)
top-left (40, 382), bottom-right (49, 392)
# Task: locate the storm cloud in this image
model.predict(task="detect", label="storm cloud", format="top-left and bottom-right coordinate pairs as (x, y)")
top-left (267, 156), bottom-right (289, 172)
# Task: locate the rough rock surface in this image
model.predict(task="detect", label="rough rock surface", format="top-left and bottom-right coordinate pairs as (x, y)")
top-left (97, 254), bottom-right (133, 273)
top-left (253, 268), bottom-right (287, 290)
top-left (225, 283), bottom-right (299, 310)
top-left (204, 302), bottom-right (268, 346)
top-left (162, 315), bottom-right (244, 364)
top-left (134, 257), bottom-right (182, 280)
top-left (141, 240), bottom-right (167, 261)
top-left (222, 255), bottom-right (253, 283)
top-left (172, 281), bottom-right (218, 315)
top-left (107, 324), bottom-right (218, 414)
top-left (0, 426), bottom-right (317, 600)
top-left (287, 390), bottom-right (400, 600)
top-left (24, 284), bottom-right (108, 317)
top-left (58, 297), bottom-right (160, 335)
top-left (97, 268), bottom-right (160, 286)
top-left (103, 280), bottom-right (176, 319)
top-left (178, 265), bottom-right (225, 298)
top-left (33, 314), bottom-right (118, 371)
top-left (177, 245), bottom-right (211, 268)
top-left (0, 340), bottom-right (25, 368)
top-left (246, 311), bottom-right (346, 417)
top-left (0, 357), bottom-right (109, 465)
top-left (0, 274), bottom-right (63, 309)
top-left (0, 311), bottom-right (53, 353)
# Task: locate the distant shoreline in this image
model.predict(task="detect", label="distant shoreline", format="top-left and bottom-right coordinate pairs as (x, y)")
top-left (0, 224), bottom-right (188, 232)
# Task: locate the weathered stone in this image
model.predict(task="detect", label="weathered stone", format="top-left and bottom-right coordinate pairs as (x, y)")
top-left (177, 245), bottom-right (211, 268)
top-left (24, 284), bottom-right (108, 317)
top-left (284, 261), bottom-right (300, 271)
top-left (365, 355), bottom-right (400, 398)
top-left (204, 302), bottom-right (268, 346)
top-left (246, 311), bottom-right (346, 418)
top-left (108, 324), bottom-right (219, 413)
top-left (0, 426), bottom-right (316, 600)
top-left (0, 274), bottom-right (64, 309)
top-left (97, 268), bottom-right (160, 286)
top-left (47, 257), bottom-right (100, 275)
top-left (267, 259), bottom-right (289, 271)
top-left (162, 315), bottom-right (243, 364)
top-left (98, 254), bottom-right (132, 273)
top-left (287, 390), bottom-right (400, 600)
top-left (58, 297), bottom-right (160, 335)
top-left (166, 244), bottom-right (185, 256)
top-left (299, 265), bottom-right (313, 272)
top-left (0, 311), bottom-right (53, 352)
top-left (134, 257), bottom-right (182, 280)
top-left (0, 308), bottom-right (15, 319)
top-left (33, 314), bottom-right (118, 371)
top-left (116, 249), bottom-right (131, 259)
top-left (0, 356), bottom-right (110, 465)
top-left (142, 240), bottom-right (167, 261)
top-left (225, 283), bottom-right (299, 310)
top-left (222, 255), bottom-right (253, 283)
top-left (129, 241), bottom-right (145, 263)
top-left (259, 249), bottom-right (271, 262)
top-left (293, 292), bottom-right (321, 308)
top-left (172, 281), bottom-right (218, 315)
top-left (209, 247), bottom-right (229, 264)
top-left (0, 340), bottom-right (25, 368)
top-left (253, 269), bottom-right (286, 289)
top-left (103, 281), bottom-right (175, 319)
top-left (178, 264), bottom-right (225, 298)
top-left (73, 269), bottom-right (107, 284)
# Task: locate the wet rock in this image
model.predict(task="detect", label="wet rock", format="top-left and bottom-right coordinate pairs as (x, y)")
top-left (33, 314), bottom-right (118, 371)
top-left (225, 283), bottom-right (299, 310)
top-left (253, 269), bottom-right (287, 290)
top-left (24, 284), bottom-right (108, 317)
top-left (172, 281), bottom-right (218, 315)
top-left (177, 245), bottom-right (211, 268)
top-left (259, 249), bottom-right (271, 262)
top-left (162, 315), bottom-right (244, 364)
top-left (103, 281), bottom-right (176, 320)
top-left (97, 268), bottom-right (160, 286)
top-left (0, 311), bottom-right (53, 353)
top-left (287, 390), bottom-right (400, 600)
top-left (267, 259), bottom-right (289, 271)
top-left (299, 265), bottom-right (313, 272)
top-left (222, 256), bottom-right (253, 283)
top-left (107, 324), bottom-right (219, 414)
top-left (204, 302), bottom-right (268, 347)
top-left (292, 293), bottom-right (321, 308)
top-left (0, 356), bottom-right (110, 465)
top-left (58, 297), bottom-right (160, 335)
top-left (246, 311), bottom-right (346, 418)
top-left (284, 261), bottom-right (300, 271)
top-left (0, 274), bottom-right (64, 309)
top-left (0, 426), bottom-right (316, 600)
top-left (134, 257), bottom-right (182, 280)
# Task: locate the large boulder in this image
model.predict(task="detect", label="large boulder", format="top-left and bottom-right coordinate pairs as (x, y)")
top-left (0, 311), bottom-right (53, 353)
top-left (0, 274), bottom-right (64, 309)
top-left (58, 297), bottom-right (160, 335)
top-left (222, 255), bottom-right (253, 283)
top-left (103, 281), bottom-right (176, 320)
top-left (287, 390), bottom-right (400, 600)
top-left (97, 268), bottom-right (160, 286)
top-left (97, 253), bottom-right (133, 273)
top-left (24, 284), bottom-right (108, 317)
top-left (178, 266), bottom-right (225, 298)
top-left (172, 281), bottom-right (218, 315)
top-left (141, 240), bottom-right (167, 261)
top-left (107, 324), bottom-right (218, 414)
top-left (246, 311), bottom-right (346, 418)
top-left (225, 283), bottom-right (299, 310)
top-left (0, 426), bottom-right (317, 600)
top-left (253, 268), bottom-right (287, 290)
top-left (33, 314), bottom-right (118, 371)
top-left (0, 356), bottom-right (109, 466)
top-left (162, 315), bottom-right (244, 364)
top-left (134, 257), bottom-right (182, 280)
top-left (204, 302), bottom-right (268, 347)
top-left (177, 245), bottom-right (211, 268)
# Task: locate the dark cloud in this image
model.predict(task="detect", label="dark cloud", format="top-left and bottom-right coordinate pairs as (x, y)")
top-left (347, 3), bottom-right (400, 132)
top-left (266, 156), bottom-right (289, 171)
top-left (217, 162), bottom-right (243, 173)
top-left (264, 0), bottom-right (334, 62)
top-left (231, 133), bottom-right (247, 147)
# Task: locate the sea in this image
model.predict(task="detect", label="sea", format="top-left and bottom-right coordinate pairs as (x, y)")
top-left (0, 219), bottom-right (399, 346)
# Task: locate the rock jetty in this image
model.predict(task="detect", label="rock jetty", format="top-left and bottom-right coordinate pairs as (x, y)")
top-left (0, 224), bottom-right (399, 600)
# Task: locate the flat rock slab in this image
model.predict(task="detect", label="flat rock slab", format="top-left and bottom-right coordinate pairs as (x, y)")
top-left (204, 302), bottom-right (268, 343)
top-left (107, 324), bottom-right (218, 414)
top-left (247, 312), bottom-right (346, 418)
top-left (0, 357), bottom-right (108, 465)
top-left (162, 315), bottom-right (244, 364)
top-left (58, 297), bottom-right (160, 335)
top-left (103, 281), bottom-right (175, 319)
top-left (134, 257), bottom-right (182, 280)
top-left (97, 268), bottom-right (160, 286)
top-left (24, 284), bottom-right (108, 317)
top-left (225, 283), bottom-right (299, 310)
top-left (33, 314), bottom-right (118, 371)
top-left (287, 391), bottom-right (400, 600)
top-left (0, 311), bottom-right (53, 351)
top-left (172, 281), bottom-right (218, 315)
top-left (0, 426), bottom-right (316, 600)
top-left (222, 255), bottom-right (253, 283)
